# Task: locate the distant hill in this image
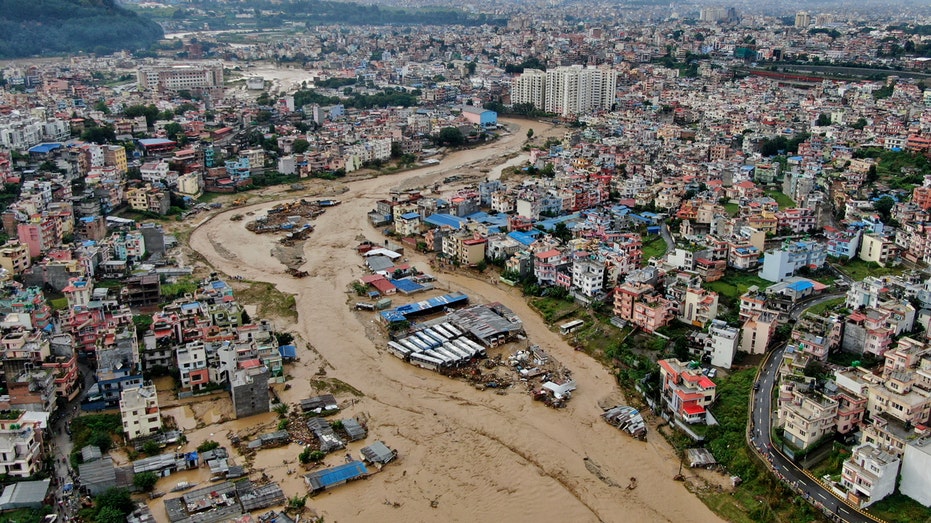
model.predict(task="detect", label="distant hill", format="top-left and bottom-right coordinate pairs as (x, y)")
top-left (0, 0), bottom-right (164, 59)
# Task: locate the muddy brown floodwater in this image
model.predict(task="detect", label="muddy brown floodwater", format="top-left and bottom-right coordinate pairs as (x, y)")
top-left (181, 118), bottom-right (726, 523)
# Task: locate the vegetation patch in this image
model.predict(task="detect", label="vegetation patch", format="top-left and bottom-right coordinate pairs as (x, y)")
top-left (641, 236), bottom-right (668, 265)
top-left (309, 377), bottom-right (364, 397)
top-left (831, 258), bottom-right (907, 281)
top-left (867, 492), bottom-right (931, 523)
top-left (529, 296), bottom-right (579, 324)
top-left (705, 271), bottom-right (771, 305)
top-left (763, 190), bottom-right (796, 209)
top-left (234, 281), bottom-right (298, 321)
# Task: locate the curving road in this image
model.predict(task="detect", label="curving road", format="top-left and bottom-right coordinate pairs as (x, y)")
top-left (750, 293), bottom-right (879, 523)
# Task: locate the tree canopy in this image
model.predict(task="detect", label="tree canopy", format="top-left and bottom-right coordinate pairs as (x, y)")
top-left (0, 0), bottom-right (164, 58)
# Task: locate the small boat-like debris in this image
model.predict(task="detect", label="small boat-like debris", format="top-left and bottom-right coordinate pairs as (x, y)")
top-left (602, 405), bottom-right (647, 440)
top-left (170, 481), bottom-right (198, 492)
top-left (149, 491), bottom-right (166, 499)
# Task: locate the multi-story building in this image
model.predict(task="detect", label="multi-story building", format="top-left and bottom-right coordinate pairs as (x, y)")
top-left (534, 249), bottom-right (567, 285)
top-left (510, 69), bottom-right (547, 109)
top-left (543, 65), bottom-right (617, 116)
top-left (658, 358), bottom-right (716, 425)
top-left (570, 260), bottom-right (604, 298)
top-left (900, 436), bottom-right (931, 507)
top-left (840, 443), bottom-right (899, 508)
top-left (866, 373), bottom-right (931, 426)
top-left (0, 411), bottom-right (45, 478)
top-left (137, 64), bottom-right (224, 92)
top-left (708, 320), bottom-right (739, 369)
top-left (177, 342), bottom-right (210, 392)
top-left (741, 310), bottom-right (777, 354)
top-left (759, 240), bottom-right (827, 282)
top-left (859, 233), bottom-right (898, 267)
top-left (0, 241), bottom-right (30, 276)
top-left (680, 287), bottom-right (719, 328)
top-left (120, 384), bottom-right (162, 440)
top-left (779, 389), bottom-right (838, 450)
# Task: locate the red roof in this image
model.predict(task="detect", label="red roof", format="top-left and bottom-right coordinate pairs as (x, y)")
top-left (698, 376), bottom-right (716, 389)
top-left (239, 359), bottom-right (262, 369)
top-left (682, 403), bottom-right (706, 415)
top-left (535, 249), bottom-right (562, 259)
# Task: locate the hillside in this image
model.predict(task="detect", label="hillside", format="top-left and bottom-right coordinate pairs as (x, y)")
top-left (0, 0), bottom-right (164, 59)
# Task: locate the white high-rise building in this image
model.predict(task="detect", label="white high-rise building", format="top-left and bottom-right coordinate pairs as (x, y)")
top-left (510, 65), bottom-right (617, 117)
top-left (510, 68), bottom-right (546, 109)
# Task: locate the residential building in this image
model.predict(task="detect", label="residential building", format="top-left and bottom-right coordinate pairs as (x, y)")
top-left (680, 287), bottom-right (719, 328)
top-left (658, 358), bottom-right (716, 425)
top-left (741, 310), bottom-right (777, 354)
top-left (708, 320), bottom-right (739, 369)
top-left (900, 437), bottom-right (931, 507)
top-left (119, 384), bottom-right (162, 440)
top-left (840, 443), bottom-right (899, 508)
top-left (779, 389), bottom-right (838, 450)
top-left (136, 64), bottom-right (224, 92)
top-left (759, 240), bottom-right (827, 282)
top-left (510, 69), bottom-right (547, 109)
top-left (859, 233), bottom-right (898, 267)
top-left (0, 411), bottom-right (45, 478)
top-left (571, 260), bottom-right (604, 298)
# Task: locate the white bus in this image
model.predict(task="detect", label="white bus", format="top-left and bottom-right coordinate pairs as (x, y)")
top-left (461, 338), bottom-right (487, 357)
top-left (387, 341), bottom-right (412, 359)
top-left (434, 324), bottom-right (456, 339)
top-left (410, 352), bottom-right (444, 370)
top-left (442, 323), bottom-right (463, 337)
top-left (406, 337), bottom-right (430, 352)
top-left (422, 329), bottom-right (447, 344)
top-left (413, 332), bottom-right (440, 349)
top-left (423, 349), bottom-right (453, 366)
top-left (444, 342), bottom-right (470, 360)
top-left (560, 319), bottom-right (585, 335)
top-left (450, 340), bottom-right (475, 358)
top-left (400, 340), bottom-right (422, 354)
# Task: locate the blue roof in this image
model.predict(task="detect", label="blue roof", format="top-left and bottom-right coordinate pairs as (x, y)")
top-left (508, 230), bottom-right (539, 246)
top-left (279, 345), bottom-right (297, 358)
top-left (424, 213), bottom-right (466, 230)
top-left (379, 292), bottom-right (468, 321)
top-left (399, 212), bottom-right (421, 220)
top-left (389, 278), bottom-right (424, 293)
top-left (308, 461), bottom-right (368, 488)
top-left (463, 212), bottom-right (508, 227)
top-left (536, 213), bottom-right (580, 231)
top-left (138, 138), bottom-right (176, 146)
top-left (180, 302), bottom-right (201, 311)
top-left (788, 280), bottom-right (814, 292)
top-left (28, 143), bottom-right (62, 154)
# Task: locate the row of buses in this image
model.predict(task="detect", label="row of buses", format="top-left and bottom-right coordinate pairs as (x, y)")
top-left (387, 323), bottom-right (487, 371)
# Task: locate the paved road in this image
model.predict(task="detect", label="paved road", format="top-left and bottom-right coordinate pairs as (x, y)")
top-left (750, 294), bottom-right (878, 523)
top-left (660, 222), bottom-right (675, 252)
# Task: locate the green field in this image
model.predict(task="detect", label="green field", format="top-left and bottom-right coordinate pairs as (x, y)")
top-left (764, 190), bottom-right (796, 209)
top-left (867, 493), bottom-right (931, 523)
top-left (833, 259), bottom-right (907, 281)
top-left (641, 236), bottom-right (668, 265)
top-left (705, 271), bottom-right (771, 302)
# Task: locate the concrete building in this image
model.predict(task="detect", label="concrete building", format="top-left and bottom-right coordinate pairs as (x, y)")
top-left (231, 365), bottom-right (270, 419)
top-left (658, 358), bottom-right (717, 425)
top-left (840, 443), bottom-right (899, 508)
top-left (741, 310), bottom-right (777, 354)
top-left (0, 411), bottom-right (45, 478)
top-left (510, 68), bottom-right (547, 109)
top-left (708, 320), bottom-right (740, 369)
top-left (759, 240), bottom-right (827, 282)
top-left (137, 64), bottom-right (224, 92)
top-left (780, 388), bottom-right (837, 450)
top-left (544, 65), bottom-right (617, 116)
top-left (119, 384), bottom-right (161, 440)
top-left (859, 233), bottom-right (897, 267)
top-left (900, 437), bottom-right (931, 507)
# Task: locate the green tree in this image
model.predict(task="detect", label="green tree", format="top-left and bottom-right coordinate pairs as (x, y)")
top-left (815, 113), bottom-right (831, 126)
top-left (133, 471), bottom-right (159, 492)
top-left (292, 138), bottom-right (310, 154)
top-left (143, 440), bottom-right (161, 456)
top-left (197, 440), bottom-right (220, 453)
top-left (526, 128), bottom-right (534, 140)
top-left (874, 195), bottom-right (896, 221)
top-left (93, 488), bottom-right (134, 522)
top-left (437, 127), bottom-right (465, 146)
top-left (164, 122), bottom-right (184, 140)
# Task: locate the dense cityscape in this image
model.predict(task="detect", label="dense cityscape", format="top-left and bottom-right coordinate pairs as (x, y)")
top-left (0, 0), bottom-right (931, 522)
